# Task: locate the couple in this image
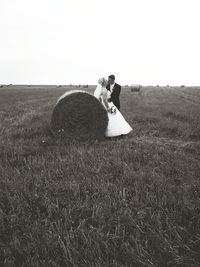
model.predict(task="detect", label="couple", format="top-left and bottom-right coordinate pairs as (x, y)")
top-left (94, 75), bottom-right (132, 137)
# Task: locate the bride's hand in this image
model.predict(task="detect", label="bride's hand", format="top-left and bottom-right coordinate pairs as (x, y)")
top-left (107, 107), bottom-right (111, 113)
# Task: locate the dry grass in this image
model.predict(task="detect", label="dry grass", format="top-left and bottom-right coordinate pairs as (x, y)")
top-left (0, 85), bottom-right (200, 266)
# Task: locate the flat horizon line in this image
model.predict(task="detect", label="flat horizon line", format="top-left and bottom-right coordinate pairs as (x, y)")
top-left (1, 84), bottom-right (200, 88)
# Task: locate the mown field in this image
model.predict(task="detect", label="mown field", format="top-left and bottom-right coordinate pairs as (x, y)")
top-left (0, 85), bottom-right (200, 267)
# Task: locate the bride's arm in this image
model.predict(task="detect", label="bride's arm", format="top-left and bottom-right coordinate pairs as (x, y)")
top-left (94, 84), bottom-right (102, 100)
top-left (102, 88), bottom-right (110, 111)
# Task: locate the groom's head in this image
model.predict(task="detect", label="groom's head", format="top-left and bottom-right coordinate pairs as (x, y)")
top-left (108, 75), bottom-right (115, 85)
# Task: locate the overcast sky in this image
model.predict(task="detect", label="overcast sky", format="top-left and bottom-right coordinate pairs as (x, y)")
top-left (0, 0), bottom-right (200, 85)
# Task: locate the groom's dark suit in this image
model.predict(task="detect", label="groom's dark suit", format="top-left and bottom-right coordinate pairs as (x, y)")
top-left (106, 83), bottom-right (121, 110)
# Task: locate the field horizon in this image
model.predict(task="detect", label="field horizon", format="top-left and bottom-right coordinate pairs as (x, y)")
top-left (1, 84), bottom-right (200, 87)
top-left (0, 85), bottom-right (200, 266)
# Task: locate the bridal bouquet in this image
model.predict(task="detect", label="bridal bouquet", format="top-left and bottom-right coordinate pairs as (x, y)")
top-left (110, 106), bottom-right (117, 114)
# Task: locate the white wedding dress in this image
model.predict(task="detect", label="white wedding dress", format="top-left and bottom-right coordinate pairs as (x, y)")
top-left (94, 85), bottom-right (133, 137)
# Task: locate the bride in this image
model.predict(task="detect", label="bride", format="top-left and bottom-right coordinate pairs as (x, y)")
top-left (94, 78), bottom-right (132, 137)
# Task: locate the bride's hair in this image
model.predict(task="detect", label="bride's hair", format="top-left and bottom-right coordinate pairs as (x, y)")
top-left (98, 77), bottom-right (108, 87)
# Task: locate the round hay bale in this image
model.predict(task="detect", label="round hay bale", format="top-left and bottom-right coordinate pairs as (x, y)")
top-left (131, 84), bottom-right (141, 92)
top-left (51, 90), bottom-right (108, 141)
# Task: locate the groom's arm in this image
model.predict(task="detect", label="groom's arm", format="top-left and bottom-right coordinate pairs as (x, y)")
top-left (113, 84), bottom-right (121, 99)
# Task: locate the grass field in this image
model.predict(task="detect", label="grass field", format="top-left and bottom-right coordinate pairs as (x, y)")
top-left (0, 85), bottom-right (200, 266)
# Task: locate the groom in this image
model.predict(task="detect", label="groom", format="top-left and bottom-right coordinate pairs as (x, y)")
top-left (106, 75), bottom-right (121, 110)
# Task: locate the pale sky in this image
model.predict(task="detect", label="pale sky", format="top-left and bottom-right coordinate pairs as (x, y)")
top-left (0, 0), bottom-right (200, 85)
